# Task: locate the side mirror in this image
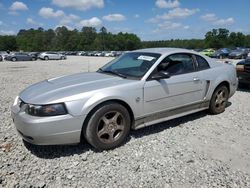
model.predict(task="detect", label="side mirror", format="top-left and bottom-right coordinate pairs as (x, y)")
top-left (151, 71), bottom-right (170, 80)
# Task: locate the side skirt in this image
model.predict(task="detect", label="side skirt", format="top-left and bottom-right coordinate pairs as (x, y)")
top-left (133, 101), bottom-right (209, 130)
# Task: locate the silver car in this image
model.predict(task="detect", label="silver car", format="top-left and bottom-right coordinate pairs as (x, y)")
top-left (38, 52), bottom-right (66, 60)
top-left (11, 48), bottom-right (238, 150)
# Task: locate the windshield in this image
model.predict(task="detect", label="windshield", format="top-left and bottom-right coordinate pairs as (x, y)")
top-left (98, 52), bottom-right (161, 79)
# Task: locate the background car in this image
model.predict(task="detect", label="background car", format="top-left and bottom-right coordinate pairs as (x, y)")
top-left (228, 48), bottom-right (248, 59)
top-left (211, 48), bottom-right (231, 59)
top-left (200, 48), bottom-right (215, 57)
top-left (0, 51), bottom-right (9, 60)
top-left (236, 57), bottom-right (250, 87)
top-left (0, 55), bottom-right (2, 61)
top-left (5, 52), bottom-right (37, 61)
top-left (29, 52), bottom-right (40, 59)
top-left (38, 52), bottom-right (66, 60)
top-left (65, 51), bottom-right (78, 56)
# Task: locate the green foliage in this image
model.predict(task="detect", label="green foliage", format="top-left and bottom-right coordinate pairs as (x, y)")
top-left (0, 27), bottom-right (249, 51)
top-left (0, 26), bottom-right (141, 52)
top-left (0, 35), bottom-right (17, 51)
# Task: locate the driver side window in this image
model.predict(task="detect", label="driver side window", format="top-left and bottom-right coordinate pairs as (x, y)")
top-left (156, 53), bottom-right (195, 76)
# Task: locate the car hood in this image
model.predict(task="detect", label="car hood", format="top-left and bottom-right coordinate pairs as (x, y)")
top-left (19, 72), bottom-right (134, 104)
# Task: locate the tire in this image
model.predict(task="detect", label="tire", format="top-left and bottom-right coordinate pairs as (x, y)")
top-left (219, 55), bottom-right (223, 59)
top-left (209, 85), bottom-right (229, 114)
top-left (44, 56), bottom-right (49, 60)
top-left (84, 102), bottom-right (131, 150)
top-left (12, 57), bottom-right (17, 62)
top-left (32, 57), bottom-right (36, 61)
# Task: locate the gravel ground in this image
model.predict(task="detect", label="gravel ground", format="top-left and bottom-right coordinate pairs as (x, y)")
top-left (0, 56), bottom-right (250, 187)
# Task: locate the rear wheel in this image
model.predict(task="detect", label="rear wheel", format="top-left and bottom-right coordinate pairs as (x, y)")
top-left (44, 56), bottom-right (49, 60)
top-left (12, 57), bottom-right (17, 62)
top-left (209, 85), bottom-right (229, 114)
top-left (32, 57), bottom-right (36, 61)
top-left (84, 102), bottom-right (131, 150)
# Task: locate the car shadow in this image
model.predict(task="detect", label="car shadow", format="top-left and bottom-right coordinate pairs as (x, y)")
top-left (23, 139), bottom-right (93, 159)
top-left (24, 109), bottom-right (225, 159)
top-left (237, 86), bottom-right (250, 93)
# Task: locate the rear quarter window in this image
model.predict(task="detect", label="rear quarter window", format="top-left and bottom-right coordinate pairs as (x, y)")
top-left (195, 55), bottom-right (210, 70)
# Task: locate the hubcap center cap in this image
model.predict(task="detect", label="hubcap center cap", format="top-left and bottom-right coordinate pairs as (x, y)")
top-left (107, 123), bottom-right (116, 131)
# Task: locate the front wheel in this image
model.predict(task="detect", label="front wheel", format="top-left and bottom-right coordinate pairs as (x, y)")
top-left (209, 85), bottom-right (229, 114)
top-left (84, 102), bottom-right (131, 150)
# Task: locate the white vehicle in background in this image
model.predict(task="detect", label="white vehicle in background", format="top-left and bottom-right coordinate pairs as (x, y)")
top-left (38, 52), bottom-right (66, 60)
top-left (104, 51), bottom-right (116, 57)
top-left (78, 51), bottom-right (86, 56)
top-left (0, 51), bottom-right (10, 60)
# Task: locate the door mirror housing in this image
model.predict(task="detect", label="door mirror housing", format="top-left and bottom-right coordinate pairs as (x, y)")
top-left (151, 71), bottom-right (170, 80)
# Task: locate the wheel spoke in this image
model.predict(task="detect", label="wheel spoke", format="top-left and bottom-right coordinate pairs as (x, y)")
top-left (112, 112), bottom-right (120, 123)
top-left (116, 124), bottom-right (124, 131)
top-left (101, 116), bottom-right (110, 125)
top-left (107, 131), bottom-right (115, 142)
top-left (219, 91), bottom-right (225, 98)
top-left (97, 127), bottom-right (109, 137)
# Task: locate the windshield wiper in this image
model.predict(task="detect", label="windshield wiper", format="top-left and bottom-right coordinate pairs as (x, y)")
top-left (98, 68), bottom-right (127, 78)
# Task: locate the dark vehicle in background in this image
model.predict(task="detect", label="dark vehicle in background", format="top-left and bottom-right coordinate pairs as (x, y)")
top-left (65, 51), bottom-right (78, 56)
top-left (5, 52), bottom-right (37, 61)
top-left (236, 58), bottom-right (250, 87)
top-left (0, 55), bottom-right (2, 61)
top-left (29, 52), bottom-right (40, 59)
top-left (229, 48), bottom-right (248, 59)
top-left (211, 48), bottom-right (231, 59)
top-left (86, 51), bottom-right (95, 56)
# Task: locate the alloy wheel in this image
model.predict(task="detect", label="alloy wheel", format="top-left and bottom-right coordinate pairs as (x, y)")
top-left (97, 111), bottom-right (125, 144)
top-left (214, 89), bottom-right (227, 111)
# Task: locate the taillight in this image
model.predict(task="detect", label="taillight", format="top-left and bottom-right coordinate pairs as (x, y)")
top-left (236, 64), bottom-right (244, 72)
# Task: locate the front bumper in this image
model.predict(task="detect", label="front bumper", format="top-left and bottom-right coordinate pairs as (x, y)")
top-left (11, 103), bottom-right (86, 145)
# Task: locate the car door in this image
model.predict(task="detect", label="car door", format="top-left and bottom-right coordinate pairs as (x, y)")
top-left (143, 53), bottom-right (204, 118)
top-left (18, 53), bottom-right (27, 61)
top-left (23, 54), bottom-right (30, 60)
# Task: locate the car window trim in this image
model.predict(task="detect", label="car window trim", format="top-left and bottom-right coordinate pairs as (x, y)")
top-left (193, 54), bottom-right (211, 71)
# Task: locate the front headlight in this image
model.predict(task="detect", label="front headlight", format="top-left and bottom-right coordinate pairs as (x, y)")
top-left (25, 103), bottom-right (67, 117)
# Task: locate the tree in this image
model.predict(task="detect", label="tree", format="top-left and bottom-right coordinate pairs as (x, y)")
top-left (0, 36), bottom-right (17, 51)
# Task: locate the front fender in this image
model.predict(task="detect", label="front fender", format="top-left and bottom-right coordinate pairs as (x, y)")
top-left (65, 82), bottom-right (144, 118)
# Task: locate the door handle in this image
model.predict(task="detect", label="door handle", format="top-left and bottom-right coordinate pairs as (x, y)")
top-left (193, 77), bottom-right (200, 81)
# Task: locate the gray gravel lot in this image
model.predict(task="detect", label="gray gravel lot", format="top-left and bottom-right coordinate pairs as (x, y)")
top-left (0, 56), bottom-right (250, 187)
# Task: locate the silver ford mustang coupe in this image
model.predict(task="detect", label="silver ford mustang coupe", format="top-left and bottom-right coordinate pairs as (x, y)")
top-left (11, 48), bottom-right (238, 150)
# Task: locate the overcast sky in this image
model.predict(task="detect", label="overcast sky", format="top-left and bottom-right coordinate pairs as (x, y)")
top-left (0, 0), bottom-right (249, 40)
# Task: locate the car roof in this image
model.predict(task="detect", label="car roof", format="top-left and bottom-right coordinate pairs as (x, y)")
top-left (133, 48), bottom-right (199, 56)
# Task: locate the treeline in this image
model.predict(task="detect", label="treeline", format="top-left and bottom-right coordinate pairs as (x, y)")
top-left (0, 27), bottom-right (250, 52)
top-left (0, 26), bottom-right (141, 51)
top-left (142, 28), bottom-right (250, 49)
